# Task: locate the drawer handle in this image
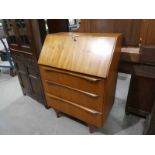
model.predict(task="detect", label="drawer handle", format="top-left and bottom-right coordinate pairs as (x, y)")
top-left (45, 80), bottom-right (99, 98)
top-left (42, 67), bottom-right (101, 82)
top-left (46, 93), bottom-right (102, 115)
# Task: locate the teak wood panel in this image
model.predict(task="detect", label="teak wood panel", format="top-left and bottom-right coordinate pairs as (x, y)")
top-left (40, 66), bottom-right (104, 95)
top-left (43, 79), bottom-right (103, 112)
top-left (104, 35), bottom-right (122, 120)
top-left (38, 33), bottom-right (121, 78)
top-left (46, 93), bottom-right (103, 127)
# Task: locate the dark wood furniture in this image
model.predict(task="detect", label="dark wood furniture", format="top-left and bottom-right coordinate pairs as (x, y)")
top-left (47, 19), bottom-right (69, 33)
top-left (76, 19), bottom-right (142, 46)
top-left (2, 19), bottom-right (47, 106)
top-left (75, 19), bottom-right (155, 117)
top-left (38, 32), bottom-right (122, 132)
top-left (122, 46), bottom-right (155, 117)
top-left (144, 101), bottom-right (155, 134)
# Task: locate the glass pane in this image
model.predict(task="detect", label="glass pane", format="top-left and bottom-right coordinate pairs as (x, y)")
top-left (68, 19), bottom-right (81, 31)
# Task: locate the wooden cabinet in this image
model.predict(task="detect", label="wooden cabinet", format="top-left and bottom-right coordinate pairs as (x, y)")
top-left (119, 39), bottom-right (155, 117)
top-left (2, 19), bottom-right (47, 106)
top-left (126, 74), bottom-right (155, 117)
top-left (76, 19), bottom-right (155, 117)
top-left (38, 32), bottom-right (122, 132)
top-left (124, 46), bottom-right (155, 117)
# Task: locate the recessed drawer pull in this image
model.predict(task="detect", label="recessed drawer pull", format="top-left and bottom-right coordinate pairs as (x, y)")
top-left (45, 80), bottom-right (99, 98)
top-left (46, 93), bottom-right (102, 115)
top-left (43, 67), bottom-right (101, 82)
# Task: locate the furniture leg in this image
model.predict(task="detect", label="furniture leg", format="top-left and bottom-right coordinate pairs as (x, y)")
top-left (88, 124), bottom-right (96, 133)
top-left (45, 104), bottom-right (50, 109)
top-left (54, 109), bottom-right (62, 118)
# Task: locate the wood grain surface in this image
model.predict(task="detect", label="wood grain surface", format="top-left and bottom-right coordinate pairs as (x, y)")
top-left (38, 32), bottom-right (121, 78)
top-left (39, 32), bottom-right (122, 131)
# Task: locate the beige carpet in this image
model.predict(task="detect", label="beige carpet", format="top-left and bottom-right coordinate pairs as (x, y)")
top-left (0, 70), bottom-right (145, 134)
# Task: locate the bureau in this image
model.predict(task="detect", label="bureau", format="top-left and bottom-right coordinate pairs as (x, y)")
top-left (38, 32), bottom-right (122, 132)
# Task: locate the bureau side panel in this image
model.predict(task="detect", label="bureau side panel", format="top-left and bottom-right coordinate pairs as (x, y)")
top-left (103, 35), bottom-right (122, 125)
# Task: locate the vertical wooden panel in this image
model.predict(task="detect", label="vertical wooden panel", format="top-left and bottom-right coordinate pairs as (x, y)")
top-left (140, 20), bottom-right (155, 46)
top-left (76, 19), bottom-right (142, 46)
top-left (47, 19), bottom-right (69, 33)
top-left (126, 75), bottom-right (155, 117)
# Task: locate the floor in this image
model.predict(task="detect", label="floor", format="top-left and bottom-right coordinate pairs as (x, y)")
top-left (0, 63), bottom-right (145, 134)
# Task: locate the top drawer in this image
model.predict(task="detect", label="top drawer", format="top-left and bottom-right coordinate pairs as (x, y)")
top-left (40, 66), bottom-right (105, 95)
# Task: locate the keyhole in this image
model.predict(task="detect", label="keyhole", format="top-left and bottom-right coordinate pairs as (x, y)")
top-left (72, 35), bottom-right (79, 42)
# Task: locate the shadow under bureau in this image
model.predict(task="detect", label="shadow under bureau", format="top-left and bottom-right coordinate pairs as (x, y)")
top-left (38, 32), bottom-right (122, 132)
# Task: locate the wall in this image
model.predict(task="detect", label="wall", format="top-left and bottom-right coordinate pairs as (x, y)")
top-left (75, 19), bottom-right (155, 47)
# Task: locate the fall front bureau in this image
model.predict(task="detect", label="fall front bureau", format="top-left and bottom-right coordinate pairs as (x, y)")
top-left (38, 32), bottom-right (122, 132)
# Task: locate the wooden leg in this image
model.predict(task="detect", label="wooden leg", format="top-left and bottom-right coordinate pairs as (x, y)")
top-left (54, 109), bottom-right (61, 118)
top-left (45, 104), bottom-right (50, 109)
top-left (88, 124), bottom-right (96, 133)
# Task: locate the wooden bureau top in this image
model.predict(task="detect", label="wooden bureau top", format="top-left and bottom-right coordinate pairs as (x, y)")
top-left (38, 32), bottom-right (122, 78)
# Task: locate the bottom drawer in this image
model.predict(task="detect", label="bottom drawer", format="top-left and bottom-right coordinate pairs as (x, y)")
top-left (46, 93), bottom-right (103, 128)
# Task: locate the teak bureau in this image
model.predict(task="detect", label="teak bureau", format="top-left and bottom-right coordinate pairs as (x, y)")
top-left (38, 32), bottom-right (122, 132)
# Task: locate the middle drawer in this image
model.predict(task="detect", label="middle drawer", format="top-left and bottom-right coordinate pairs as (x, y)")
top-left (40, 66), bottom-right (105, 95)
top-left (44, 80), bottom-right (103, 112)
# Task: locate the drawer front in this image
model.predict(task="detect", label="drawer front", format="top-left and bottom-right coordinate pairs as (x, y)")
top-left (44, 80), bottom-right (103, 112)
top-left (40, 66), bottom-right (104, 95)
top-left (46, 93), bottom-right (103, 128)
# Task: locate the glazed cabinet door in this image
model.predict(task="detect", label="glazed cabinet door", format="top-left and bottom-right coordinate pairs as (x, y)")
top-left (2, 19), bottom-right (19, 47)
top-left (3, 19), bottom-right (35, 55)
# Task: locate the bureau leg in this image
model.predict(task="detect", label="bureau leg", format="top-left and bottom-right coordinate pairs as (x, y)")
top-left (88, 124), bottom-right (96, 133)
top-left (45, 104), bottom-right (50, 109)
top-left (54, 109), bottom-right (61, 118)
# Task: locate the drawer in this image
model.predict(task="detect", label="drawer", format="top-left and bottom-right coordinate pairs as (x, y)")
top-left (40, 66), bottom-right (105, 95)
top-left (44, 80), bottom-right (103, 112)
top-left (46, 93), bottom-right (103, 128)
